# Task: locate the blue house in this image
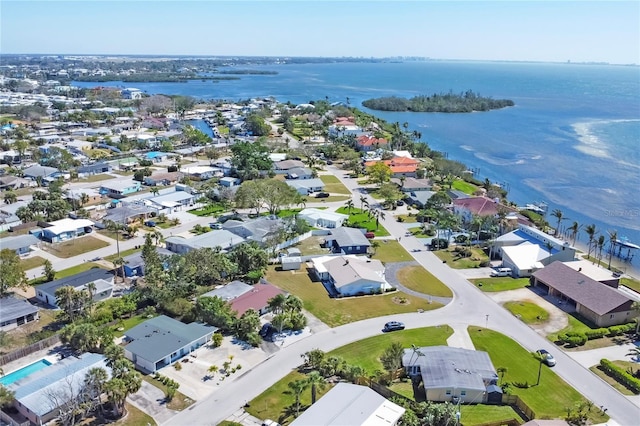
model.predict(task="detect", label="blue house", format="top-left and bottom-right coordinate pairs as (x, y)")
top-left (122, 248), bottom-right (173, 277)
top-left (327, 227), bottom-right (371, 255)
top-left (100, 180), bottom-right (141, 198)
top-left (0, 234), bottom-right (40, 255)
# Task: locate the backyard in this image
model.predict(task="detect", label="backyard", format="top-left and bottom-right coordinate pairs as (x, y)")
top-left (264, 266), bottom-right (441, 327)
top-left (41, 236), bottom-right (110, 258)
top-left (470, 277), bottom-right (531, 292)
top-left (289, 235), bottom-right (328, 256)
top-left (469, 327), bottom-right (609, 424)
top-left (335, 207), bottom-right (390, 237)
top-left (395, 265), bottom-right (453, 298)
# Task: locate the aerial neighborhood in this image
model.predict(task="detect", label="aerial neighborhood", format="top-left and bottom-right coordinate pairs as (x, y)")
top-left (0, 57), bottom-right (638, 426)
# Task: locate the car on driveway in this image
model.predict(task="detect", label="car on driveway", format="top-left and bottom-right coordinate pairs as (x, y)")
top-left (315, 192), bottom-right (330, 198)
top-left (383, 321), bottom-right (405, 332)
top-left (537, 349), bottom-right (556, 366)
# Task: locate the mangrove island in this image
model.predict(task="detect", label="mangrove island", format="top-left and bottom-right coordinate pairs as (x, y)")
top-left (362, 90), bottom-right (514, 112)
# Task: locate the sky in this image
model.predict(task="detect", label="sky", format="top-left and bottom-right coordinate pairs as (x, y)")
top-left (1, 1), bottom-right (639, 64)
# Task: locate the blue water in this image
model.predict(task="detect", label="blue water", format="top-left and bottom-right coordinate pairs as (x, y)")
top-left (72, 61), bottom-right (640, 269)
top-left (0, 359), bottom-right (52, 386)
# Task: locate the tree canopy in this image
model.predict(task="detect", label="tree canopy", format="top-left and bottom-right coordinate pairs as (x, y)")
top-left (230, 141), bottom-right (273, 180)
top-left (362, 90), bottom-right (514, 113)
top-left (0, 249), bottom-right (27, 296)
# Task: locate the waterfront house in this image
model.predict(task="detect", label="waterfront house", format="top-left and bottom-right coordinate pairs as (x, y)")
top-left (356, 134), bottom-right (388, 152)
top-left (123, 315), bottom-right (216, 373)
top-left (0, 295), bottom-right (39, 331)
top-left (0, 234), bottom-right (40, 255)
top-left (121, 87), bottom-right (143, 99)
top-left (7, 353), bottom-right (110, 426)
top-left (531, 261), bottom-right (635, 327)
top-left (364, 156), bottom-right (419, 178)
top-left (402, 346), bottom-right (499, 403)
top-left (396, 177), bottom-right (433, 192)
top-left (291, 383), bottom-right (405, 426)
top-left (326, 227), bottom-right (371, 254)
top-left (35, 268), bottom-right (114, 308)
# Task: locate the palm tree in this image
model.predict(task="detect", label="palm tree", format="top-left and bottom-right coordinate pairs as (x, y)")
top-left (306, 371), bottom-right (327, 404)
top-left (105, 220), bottom-right (125, 270)
top-left (568, 221), bottom-right (581, 246)
top-left (497, 366), bottom-right (508, 384)
top-left (150, 187), bottom-right (160, 197)
top-left (80, 192), bottom-right (89, 207)
top-left (113, 257), bottom-right (126, 283)
top-left (585, 224), bottom-right (597, 259)
top-left (626, 346), bottom-right (640, 362)
top-left (630, 301), bottom-right (640, 335)
top-left (374, 209), bottom-right (385, 229)
top-left (607, 230), bottom-right (618, 270)
top-left (151, 229), bottom-right (164, 246)
top-left (359, 195), bottom-right (368, 212)
top-left (344, 199), bottom-right (354, 214)
top-left (85, 282), bottom-right (97, 314)
top-left (532, 351), bottom-right (545, 386)
top-left (288, 379), bottom-right (308, 416)
top-left (84, 367), bottom-right (108, 414)
top-left (268, 293), bottom-right (287, 315)
top-left (596, 235), bottom-right (606, 264)
top-left (551, 209), bottom-right (565, 237)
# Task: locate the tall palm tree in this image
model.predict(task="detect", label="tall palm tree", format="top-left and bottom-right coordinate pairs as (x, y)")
top-left (596, 235), bottom-right (606, 264)
top-left (359, 195), bottom-right (368, 212)
top-left (551, 209), bottom-right (565, 237)
top-left (585, 224), bottom-right (597, 258)
top-left (268, 293), bottom-right (287, 315)
top-left (113, 257), bottom-right (126, 283)
top-left (306, 371), bottom-right (327, 404)
top-left (631, 301), bottom-right (640, 335)
top-left (532, 351), bottom-right (545, 386)
top-left (607, 230), bottom-right (618, 270)
top-left (80, 192), bottom-right (89, 207)
top-left (344, 199), bottom-right (354, 214)
top-left (496, 366), bottom-right (508, 383)
top-left (374, 209), bottom-right (385, 229)
top-left (288, 379), bottom-right (308, 416)
top-left (150, 187), bottom-right (160, 197)
top-left (568, 221), bottom-right (581, 246)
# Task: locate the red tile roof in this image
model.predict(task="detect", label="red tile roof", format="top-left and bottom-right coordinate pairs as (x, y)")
top-left (364, 157), bottom-right (419, 174)
top-left (357, 135), bottom-right (388, 147)
top-left (453, 196), bottom-right (516, 217)
top-left (229, 282), bottom-right (285, 317)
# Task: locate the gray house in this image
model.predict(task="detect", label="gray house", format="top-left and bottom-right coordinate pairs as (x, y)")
top-left (327, 227), bottom-right (371, 254)
top-left (0, 234), bottom-right (40, 255)
top-left (123, 315), bottom-right (217, 372)
top-left (165, 230), bottom-right (244, 254)
top-left (35, 268), bottom-right (114, 307)
top-left (0, 295), bottom-right (39, 331)
top-left (200, 280), bottom-right (253, 301)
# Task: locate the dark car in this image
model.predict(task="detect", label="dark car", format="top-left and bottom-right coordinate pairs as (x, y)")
top-left (396, 200), bottom-right (404, 206)
top-left (537, 349), bottom-right (556, 366)
top-left (364, 231), bottom-right (375, 239)
top-left (259, 323), bottom-right (274, 339)
top-left (383, 321), bottom-right (405, 332)
top-left (315, 192), bottom-right (330, 198)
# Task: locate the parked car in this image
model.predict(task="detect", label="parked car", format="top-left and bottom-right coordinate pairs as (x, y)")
top-left (396, 200), bottom-right (404, 206)
top-left (209, 223), bottom-right (222, 230)
top-left (537, 349), bottom-right (556, 366)
top-left (383, 321), bottom-right (405, 332)
top-left (144, 220), bottom-right (156, 227)
top-left (315, 192), bottom-right (330, 198)
top-left (490, 267), bottom-right (512, 277)
top-left (364, 231), bottom-right (375, 239)
top-left (259, 323), bottom-right (274, 339)
top-left (262, 420), bottom-right (281, 426)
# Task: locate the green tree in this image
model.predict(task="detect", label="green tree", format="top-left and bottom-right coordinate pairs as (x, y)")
top-left (230, 140), bottom-right (273, 180)
top-left (367, 161), bottom-right (392, 186)
top-left (551, 209), bottom-right (565, 237)
top-left (301, 349), bottom-right (326, 370)
top-left (3, 191), bottom-right (17, 204)
top-left (288, 379), bottom-right (309, 416)
top-left (195, 296), bottom-right (236, 332)
top-left (228, 242), bottom-right (268, 278)
top-left (0, 249), bottom-right (28, 296)
top-left (585, 224), bottom-right (597, 258)
top-left (244, 113), bottom-right (272, 136)
top-left (43, 259), bottom-right (56, 282)
top-left (183, 247), bottom-right (238, 286)
top-left (235, 308), bottom-right (261, 344)
top-left (380, 342), bottom-right (404, 374)
top-left (377, 183), bottom-right (403, 208)
top-left (306, 371), bottom-right (327, 404)
top-left (607, 229), bottom-right (618, 270)
top-left (0, 384), bottom-right (15, 409)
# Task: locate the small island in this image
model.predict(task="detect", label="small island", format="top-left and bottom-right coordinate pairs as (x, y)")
top-left (362, 90), bottom-right (514, 113)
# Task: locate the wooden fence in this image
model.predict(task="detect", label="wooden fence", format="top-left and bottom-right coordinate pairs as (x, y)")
top-left (0, 334), bottom-right (60, 366)
top-left (502, 394), bottom-right (536, 421)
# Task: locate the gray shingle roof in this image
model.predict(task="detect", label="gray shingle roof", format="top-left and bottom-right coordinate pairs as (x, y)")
top-left (402, 346), bottom-right (497, 391)
top-left (36, 268), bottom-right (113, 294)
top-left (328, 227), bottom-right (371, 248)
top-left (0, 295), bottom-right (38, 323)
top-left (22, 165), bottom-right (59, 178)
top-left (532, 261), bottom-right (631, 315)
top-left (200, 281), bottom-right (252, 301)
top-left (0, 234), bottom-right (40, 251)
top-left (124, 315), bottom-right (217, 363)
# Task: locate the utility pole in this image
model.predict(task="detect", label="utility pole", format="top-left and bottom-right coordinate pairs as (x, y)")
top-left (485, 314), bottom-right (490, 329)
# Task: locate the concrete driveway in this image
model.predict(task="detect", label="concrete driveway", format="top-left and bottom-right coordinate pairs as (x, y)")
top-left (128, 380), bottom-right (179, 425)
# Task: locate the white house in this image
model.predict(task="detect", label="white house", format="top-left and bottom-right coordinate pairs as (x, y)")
top-left (298, 208), bottom-right (349, 228)
top-left (312, 255), bottom-right (391, 297)
top-left (0, 295), bottom-right (38, 331)
top-left (35, 268), bottom-right (114, 308)
top-left (286, 178), bottom-right (325, 195)
top-left (39, 218), bottom-right (95, 243)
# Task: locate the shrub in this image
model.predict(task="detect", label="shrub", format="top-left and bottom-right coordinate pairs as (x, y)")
top-left (585, 328), bottom-right (609, 340)
top-left (211, 333), bottom-right (223, 347)
top-left (173, 362), bottom-right (182, 371)
top-left (479, 260), bottom-right (491, 267)
top-left (565, 335), bottom-right (587, 347)
top-left (600, 359), bottom-right (640, 394)
top-left (607, 325), bottom-right (626, 336)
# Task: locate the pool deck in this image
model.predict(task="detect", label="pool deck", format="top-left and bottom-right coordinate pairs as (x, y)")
top-left (0, 342), bottom-right (66, 378)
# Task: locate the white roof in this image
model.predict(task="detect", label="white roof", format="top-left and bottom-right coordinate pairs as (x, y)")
top-left (563, 260), bottom-right (622, 283)
top-left (502, 242), bottom-right (549, 271)
top-left (185, 166), bottom-right (218, 174)
top-left (298, 208), bottom-right (348, 222)
top-left (45, 218), bottom-right (94, 235)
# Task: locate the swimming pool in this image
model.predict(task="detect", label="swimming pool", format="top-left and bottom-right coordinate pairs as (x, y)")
top-left (0, 359), bottom-right (52, 386)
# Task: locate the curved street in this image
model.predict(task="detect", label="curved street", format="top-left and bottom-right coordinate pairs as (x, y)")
top-left (165, 165), bottom-right (640, 426)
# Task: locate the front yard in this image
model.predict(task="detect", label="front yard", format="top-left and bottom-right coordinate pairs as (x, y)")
top-left (319, 175), bottom-right (351, 194)
top-left (503, 300), bottom-right (549, 324)
top-left (432, 246), bottom-right (489, 269)
top-left (40, 236), bottom-right (110, 258)
top-left (371, 240), bottom-right (413, 263)
top-left (20, 255), bottom-right (47, 271)
top-left (265, 266), bottom-right (441, 327)
top-left (395, 265), bottom-right (453, 297)
top-left (335, 207), bottom-right (390, 237)
top-left (470, 277), bottom-right (531, 292)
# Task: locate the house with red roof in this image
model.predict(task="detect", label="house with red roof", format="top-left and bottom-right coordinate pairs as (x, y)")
top-left (356, 135), bottom-right (388, 152)
top-left (229, 282), bottom-right (286, 317)
top-left (364, 156), bottom-right (419, 178)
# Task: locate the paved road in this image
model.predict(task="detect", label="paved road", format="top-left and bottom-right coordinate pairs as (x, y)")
top-left (164, 165), bottom-right (640, 426)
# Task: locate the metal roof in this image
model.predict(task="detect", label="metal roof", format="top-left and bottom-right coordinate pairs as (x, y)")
top-left (0, 295), bottom-right (38, 323)
top-left (328, 227), bottom-right (371, 248)
top-left (36, 268), bottom-right (113, 294)
top-left (200, 281), bottom-right (253, 301)
top-left (124, 315), bottom-right (216, 363)
top-left (0, 234), bottom-right (40, 251)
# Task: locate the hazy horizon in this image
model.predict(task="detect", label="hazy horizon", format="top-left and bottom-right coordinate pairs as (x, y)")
top-left (2, 1), bottom-right (638, 65)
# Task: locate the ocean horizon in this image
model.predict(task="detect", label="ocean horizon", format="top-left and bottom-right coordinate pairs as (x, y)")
top-left (72, 60), bottom-right (640, 271)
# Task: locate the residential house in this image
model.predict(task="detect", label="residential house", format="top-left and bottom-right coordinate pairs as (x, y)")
top-left (200, 280), bottom-right (253, 301)
top-left (165, 230), bottom-right (244, 255)
top-left (121, 88), bottom-right (143, 99)
top-left (38, 218), bottom-right (95, 243)
top-left (0, 234), bottom-right (40, 255)
top-left (22, 165), bottom-right (60, 180)
top-left (286, 178), bottom-right (325, 195)
top-left (147, 191), bottom-right (197, 213)
top-left (7, 353), bottom-right (110, 426)
top-left (291, 383), bottom-right (405, 426)
top-left (405, 190), bottom-right (436, 208)
top-left (144, 171), bottom-right (183, 186)
top-left (274, 159), bottom-right (305, 173)
top-left (298, 208), bottom-right (349, 228)
top-left (493, 224), bottom-right (577, 277)
top-left (229, 282), bottom-right (286, 317)
top-left (223, 217), bottom-right (284, 245)
top-left (123, 315), bottom-right (217, 373)
top-left (286, 167), bottom-right (313, 180)
top-left (102, 202), bottom-right (154, 225)
top-left (364, 156), bottom-right (419, 178)
top-left (396, 177), bottom-right (432, 193)
top-left (356, 134), bottom-right (388, 152)
top-left (35, 268), bottom-right (114, 307)
top-left (403, 346), bottom-right (499, 403)
top-left (0, 175), bottom-right (34, 191)
top-left (328, 117), bottom-right (363, 138)
top-left (453, 196), bottom-right (518, 222)
top-left (77, 162), bottom-right (111, 176)
top-left (219, 177), bottom-right (240, 187)
top-left (326, 227), bottom-right (371, 254)
top-left (184, 165), bottom-right (222, 180)
top-left (0, 295), bottom-right (38, 331)
top-left (563, 259), bottom-right (622, 288)
top-left (107, 156), bottom-right (139, 171)
top-left (66, 188), bottom-right (103, 207)
top-left (531, 261), bottom-right (636, 327)
top-left (145, 151), bottom-right (170, 163)
top-left (122, 247), bottom-right (173, 277)
top-left (100, 180), bottom-right (142, 198)
top-left (312, 255), bottom-right (390, 297)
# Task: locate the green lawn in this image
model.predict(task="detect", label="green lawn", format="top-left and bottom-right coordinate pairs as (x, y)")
top-left (503, 301), bottom-right (549, 324)
top-left (452, 179), bottom-right (479, 195)
top-left (371, 240), bottom-right (413, 263)
top-left (80, 173), bottom-right (115, 183)
top-left (113, 314), bottom-right (156, 337)
top-left (459, 404), bottom-right (523, 426)
top-left (56, 263), bottom-right (105, 279)
top-left (291, 236), bottom-right (327, 255)
top-left (335, 207), bottom-right (390, 236)
top-left (470, 277), bottom-right (531, 292)
top-left (319, 175), bottom-right (351, 194)
top-left (433, 247), bottom-right (489, 269)
top-left (42, 236), bottom-right (110, 258)
top-left (113, 402), bottom-right (157, 426)
top-left (620, 277), bottom-right (640, 293)
top-left (105, 247), bottom-right (140, 262)
top-left (469, 328), bottom-right (608, 424)
top-left (396, 265), bottom-right (453, 297)
top-left (408, 226), bottom-right (432, 238)
top-left (395, 214), bottom-right (419, 223)
top-left (142, 375), bottom-right (194, 411)
top-left (328, 326), bottom-right (453, 373)
top-left (265, 266), bottom-right (442, 327)
top-left (188, 202), bottom-right (228, 217)
top-left (589, 360), bottom-right (639, 396)
top-left (20, 256), bottom-right (47, 270)
top-left (548, 312), bottom-right (598, 344)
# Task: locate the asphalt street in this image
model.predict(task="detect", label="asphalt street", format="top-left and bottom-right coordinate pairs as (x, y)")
top-left (164, 166), bottom-right (640, 426)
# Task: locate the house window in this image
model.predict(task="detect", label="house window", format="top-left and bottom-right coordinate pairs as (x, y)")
top-left (461, 390), bottom-right (466, 396)
top-left (445, 390), bottom-right (451, 396)
top-left (610, 314), bottom-right (614, 319)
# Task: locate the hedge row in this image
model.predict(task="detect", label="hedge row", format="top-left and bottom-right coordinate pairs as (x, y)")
top-left (557, 322), bottom-right (635, 346)
top-left (599, 359), bottom-right (640, 394)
